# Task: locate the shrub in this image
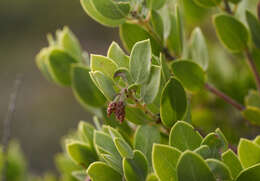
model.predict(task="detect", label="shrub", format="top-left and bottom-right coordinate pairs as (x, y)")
top-left (34, 0), bottom-right (260, 180)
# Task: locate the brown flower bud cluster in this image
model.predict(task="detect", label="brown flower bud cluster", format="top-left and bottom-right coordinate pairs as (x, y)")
top-left (107, 101), bottom-right (125, 123)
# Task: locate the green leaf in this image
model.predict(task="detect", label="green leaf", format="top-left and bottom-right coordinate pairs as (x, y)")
top-left (48, 48), bottom-right (77, 86)
top-left (151, 10), bottom-right (164, 41)
top-left (91, 55), bottom-right (118, 78)
top-left (255, 136), bottom-right (260, 145)
top-left (141, 65), bottom-right (161, 104)
top-left (236, 163), bottom-right (260, 181)
top-left (107, 41), bottom-right (129, 68)
top-left (72, 171), bottom-right (87, 181)
top-left (91, 0), bottom-right (130, 19)
top-left (129, 39), bottom-right (152, 84)
top-left (245, 90), bottom-right (260, 108)
top-left (146, 173), bottom-right (159, 181)
top-left (134, 125), bottom-right (161, 171)
top-left (189, 27), bottom-right (209, 70)
top-left (119, 23), bottom-right (162, 56)
top-left (57, 27), bottom-right (82, 62)
top-left (71, 65), bottom-right (106, 108)
top-left (114, 137), bottom-right (134, 159)
top-left (152, 144), bottom-right (181, 181)
top-left (36, 48), bottom-right (55, 82)
top-left (167, 5), bottom-right (183, 57)
top-left (146, 0), bottom-right (167, 10)
top-left (228, 0), bottom-right (241, 4)
top-left (169, 121), bottom-right (203, 151)
top-left (246, 10), bottom-right (260, 49)
top-left (206, 159), bottom-right (232, 181)
top-left (80, 0), bottom-right (125, 27)
top-left (214, 14), bottom-right (249, 52)
top-left (238, 138), bottom-right (260, 168)
top-left (242, 107), bottom-right (260, 126)
top-left (101, 153), bottom-right (123, 174)
top-left (160, 78), bottom-right (187, 127)
top-left (194, 145), bottom-right (211, 159)
top-left (78, 121), bottom-right (95, 148)
top-left (160, 54), bottom-right (171, 83)
top-left (91, 71), bottom-right (117, 101)
top-left (171, 60), bottom-right (206, 93)
top-left (123, 150), bottom-right (148, 181)
top-left (94, 131), bottom-right (122, 161)
top-left (87, 162), bottom-right (122, 181)
top-left (193, 0), bottom-right (221, 8)
top-left (222, 149), bottom-right (243, 179)
top-left (215, 128), bottom-right (228, 152)
top-left (177, 151), bottom-right (216, 181)
top-left (66, 142), bottom-right (97, 168)
top-left (125, 107), bottom-right (153, 125)
top-left (201, 133), bottom-right (224, 159)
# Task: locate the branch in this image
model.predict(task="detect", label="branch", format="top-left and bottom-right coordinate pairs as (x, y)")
top-left (1, 74), bottom-right (23, 181)
top-left (205, 83), bottom-right (245, 111)
top-left (223, 0), bottom-right (232, 14)
top-left (245, 47), bottom-right (260, 95)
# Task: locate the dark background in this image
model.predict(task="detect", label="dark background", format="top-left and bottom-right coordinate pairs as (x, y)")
top-left (0, 0), bottom-right (118, 174)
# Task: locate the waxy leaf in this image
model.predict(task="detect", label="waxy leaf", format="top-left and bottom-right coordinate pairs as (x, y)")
top-left (169, 121), bottom-right (203, 151)
top-left (242, 107), bottom-right (260, 126)
top-left (245, 90), bottom-right (260, 108)
top-left (193, 0), bottom-right (221, 8)
top-left (151, 11), bottom-right (164, 41)
top-left (146, 0), bottom-right (167, 10)
top-left (222, 149), bottom-right (243, 179)
top-left (201, 133), bottom-right (224, 159)
top-left (91, 0), bottom-right (130, 20)
top-left (206, 159), bottom-right (232, 181)
top-left (123, 150), bottom-right (148, 181)
top-left (134, 125), bottom-right (161, 170)
top-left (107, 41), bottom-right (129, 68)
top-left (130, 39), bottom-right (152, 84)
top-left (87, 162), bottom-right (122, 181)
top-left (72, 171), bottom-right (87, 181)
top-left (194, 145), bottom-right (211, 159)
top-left (78, 121), bottom-right (95, 148)
top-left (246, 10), bottom-right (260, 49)
top-left (214, 14), bottom-right (249, 52)
top-left (48, 49), bottom-right (77, 86)
top-left (177, 151), bottom-right (216, 181)
top-left (66, 142), bottom-right (97, 168)
top-left (171, 60), bottom-right (206, 93)
top-left (58, 27), bottom-right (82, 62)
top-left (91, 55), bottom-right (117, 78)
top-left (141, 65), bottom-right (161, 104)
top-left (167, 5), bottom-right (183, 57)
top-left (255, 136), bottom-right (260, 145)
top-left (91, 71), bottom-right (117, 101)
top-left (160, 78), bottom-right (187, 127)
top-left (80, 0), bottom-right (125, 27)
top-left (228, 0), bottom-right (241, 4)
top-left (114, 137), bottom-right (133, 159)
top-left (236, 163), bottom-right (260, 181)
top-left (152, 144), bottom-right (181, 181)
top-left (125, 107), bottom-right (153, 125)
top-left (238, 138), bottom-right (260, 168)
top-left (146, 173), bottom-right (159, 181)
top-left (101, 153), bottom-right (123, 174)
top-left (119, 23), bottom-right (161, 56)
top-left (189, 27), bottom-right (209, 70)
top-left (72, 65), bottom-right (106, 108)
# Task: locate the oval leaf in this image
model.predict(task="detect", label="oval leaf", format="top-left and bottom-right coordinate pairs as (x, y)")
top-left (206, 159), bottom-right (232, 181)
top-left (171, 60), bottom-right (206, 93)
top-left (177, 151), bottom-right (216, 181)
top-left (236, 163), bottom-right (260, 181)
top-left (246, 10), bottom-right (260, 49)
top-left (169, 121), bottom-right (203, 151)
top-left (152, 144), bottom-right (181, 181)
top-left (160, 78), bottom-right (187, 127)
top-left (214, 14), bottom-right (249, 52)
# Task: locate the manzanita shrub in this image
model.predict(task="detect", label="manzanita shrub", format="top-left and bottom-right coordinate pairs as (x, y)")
top-left (33, 0), bottom-right (260, 180)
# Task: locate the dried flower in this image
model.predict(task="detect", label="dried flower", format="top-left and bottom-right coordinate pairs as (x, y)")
top-left (107, 101), bottom-right (126, 123)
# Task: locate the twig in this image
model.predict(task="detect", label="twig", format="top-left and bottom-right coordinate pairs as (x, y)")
top-left (245, 47), bottom-right (260, 95)
top-left (205, 83), bottom-right (245, 111)
top-left (223, 0), bottom-right (232, 14)
top-left (1, 74), bottom-right (23, 181)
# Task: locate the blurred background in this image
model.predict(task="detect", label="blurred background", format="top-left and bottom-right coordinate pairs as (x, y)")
top-left (0, 0), bottom-right (260, 177)
top-left (0, 0), bottom-right (119, 174)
